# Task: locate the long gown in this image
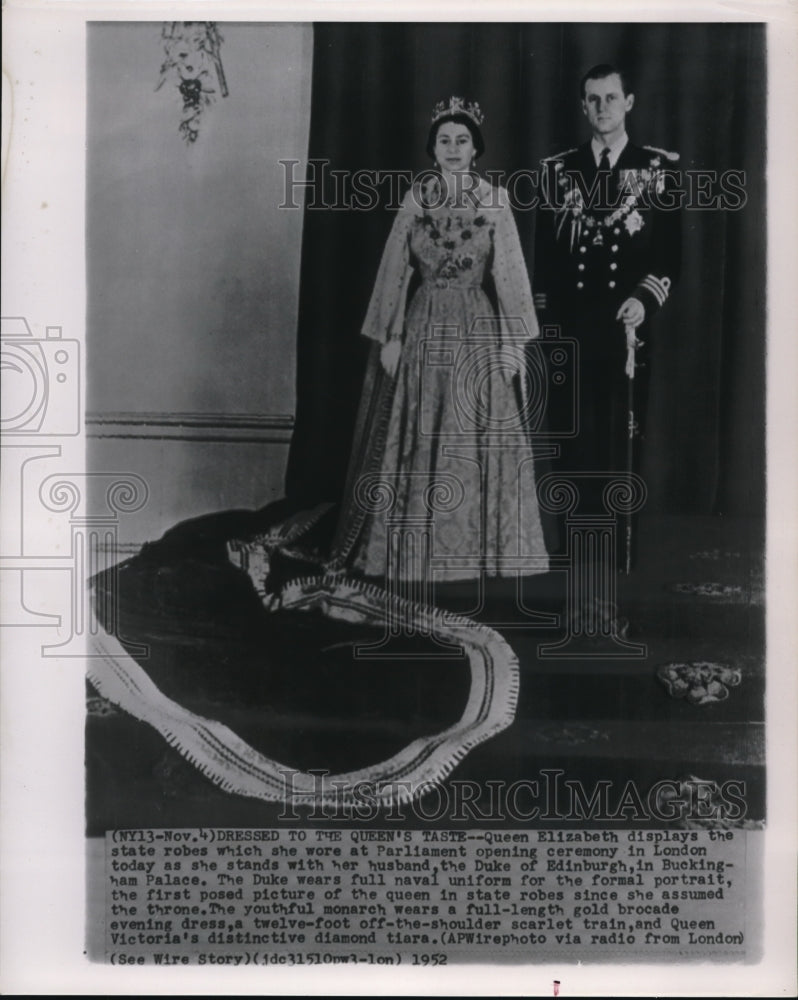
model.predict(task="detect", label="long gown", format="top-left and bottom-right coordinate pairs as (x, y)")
top-left (336, 177), bottom-right (550, 583)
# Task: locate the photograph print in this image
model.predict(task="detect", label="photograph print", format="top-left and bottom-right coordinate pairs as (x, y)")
top-left (77, 18), bottom-right (769, 975)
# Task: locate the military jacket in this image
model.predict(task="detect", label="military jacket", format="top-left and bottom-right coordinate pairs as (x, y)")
top-left (534, 141), bottom-right (682, 321)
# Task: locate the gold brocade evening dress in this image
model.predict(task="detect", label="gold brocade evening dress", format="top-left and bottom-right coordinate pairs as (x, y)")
top-left (337, 178), bottom-right (550, 583)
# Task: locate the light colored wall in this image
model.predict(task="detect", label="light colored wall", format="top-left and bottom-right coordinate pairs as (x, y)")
top-left (86, 22), bottom-right (312, 546)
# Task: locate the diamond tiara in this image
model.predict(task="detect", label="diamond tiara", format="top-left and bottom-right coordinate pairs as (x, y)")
top-left (431, 96), bottom-right (485, 127)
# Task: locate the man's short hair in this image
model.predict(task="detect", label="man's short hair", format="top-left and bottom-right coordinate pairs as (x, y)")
top-left (580, 63), bottom-right (633, 98)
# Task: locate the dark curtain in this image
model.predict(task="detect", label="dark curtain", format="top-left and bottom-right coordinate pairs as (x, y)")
top-left (285, 22), bottom-right (766, 517)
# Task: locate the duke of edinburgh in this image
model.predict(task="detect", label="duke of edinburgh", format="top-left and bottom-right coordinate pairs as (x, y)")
top-left (533, 63), bottom-right (682, 565)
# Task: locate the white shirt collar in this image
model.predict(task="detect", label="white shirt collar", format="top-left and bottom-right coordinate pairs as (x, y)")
top-left (591, 132), bottom-right (629, 168)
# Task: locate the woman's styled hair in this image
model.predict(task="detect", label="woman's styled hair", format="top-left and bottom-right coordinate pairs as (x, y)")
top-left (425, 111), bottom-right (485, 160)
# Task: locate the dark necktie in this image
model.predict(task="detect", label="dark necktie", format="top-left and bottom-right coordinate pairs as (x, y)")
top-left (596, 147), bottom-right (612, 212)
top-left (588, 146), bottom-right (613, 235)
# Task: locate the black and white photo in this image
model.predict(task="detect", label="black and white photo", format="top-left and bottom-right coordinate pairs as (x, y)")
top-left (1, 4), bottom-right (796, 996)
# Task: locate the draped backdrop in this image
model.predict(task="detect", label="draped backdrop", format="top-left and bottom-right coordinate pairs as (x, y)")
top-left (285, 22), bottom-right (766, 517)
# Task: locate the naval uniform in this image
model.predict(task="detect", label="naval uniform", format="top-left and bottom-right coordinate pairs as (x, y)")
top-left (533, 137), bottom-right (681, 547)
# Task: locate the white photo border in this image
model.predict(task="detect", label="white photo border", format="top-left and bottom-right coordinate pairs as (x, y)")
top-left (1, 1), bottom-right (795, 995)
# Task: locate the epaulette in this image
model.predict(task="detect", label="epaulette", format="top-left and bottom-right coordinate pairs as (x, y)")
top-left (541, 147), bottom-right (578, 162)
top-left (643, 145), bottom-right (680, 162)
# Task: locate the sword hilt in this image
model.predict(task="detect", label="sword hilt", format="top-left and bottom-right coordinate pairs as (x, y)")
top-left (624, 323), bottom-right (642, 379)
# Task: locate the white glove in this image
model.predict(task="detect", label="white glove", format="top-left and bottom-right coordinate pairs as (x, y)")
top-left (380, 340), bottom-right (401, 377)
top-left (616, 296), bottom-right (646, 329)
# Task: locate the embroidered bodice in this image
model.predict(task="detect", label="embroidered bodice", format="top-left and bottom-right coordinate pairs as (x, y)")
top-left (410, 205), bottom-right (493, 288)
